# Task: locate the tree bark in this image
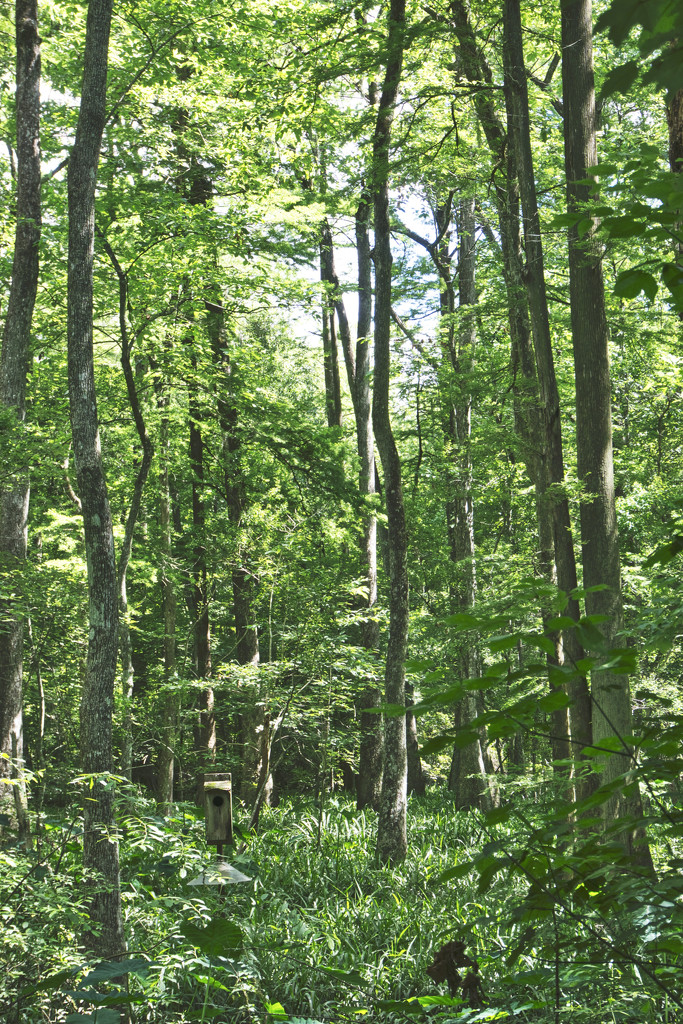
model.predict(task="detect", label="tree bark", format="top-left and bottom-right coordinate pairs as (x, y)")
top-left (186, 323), bottom-right (215, 761)
top-left (0, 1), bottom-right (41, 838)
top-left (667, 87), bottom-right (683, 277)
top-left (561, 0), bottom-right (650, 864)
top-left (100, 237), bottom-right (155, 782)
top-left (445, 197), bottom-right (488, 809)
top-left (372, 0), bottom-right (408, 865)
top-left (156, 411), bottom-right (179, 810)
top-left (354, 195), bottom-right (384, 811)
top-left (319, 224), bottom-right (344, 430)
top-left (66, 0), bottom-right (124, 957)
top-left (448, 0), bottom-right (576, 772)
top-left (503, 0), bottom-right (591, 773)
top-left (204, 298), bottom-right (266, 805)
top-left (319, 190), bottom-right (384, 809)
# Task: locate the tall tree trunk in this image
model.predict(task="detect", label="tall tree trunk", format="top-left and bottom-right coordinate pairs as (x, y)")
top-left (319, 225), bottom-right (344, 429)
top-left (448, 0), bottom-right (573, 768)
top-left (187, 325), bottom-right (215, 761)
top-left (667, 87), bottom-right (683, 277)
top-left (372, 0), bottom-right (408, 865)
top-left (354, 196), bottom-right (384, 810)
top-left (67, 0), bottom-right (124, 957)
top-left (445, 197), bottom-right (488, 809)
top-left (503, 0), bottom-right (591, 773)
top-left (170, 75), bottom-right (215, 768)
top-left (561, 0), bottom-right (650, 864)
top-left (0, 1), bottom-right (41, 844)
top-left (396, 196), bottom-right (486, 804)
top-left (324, 194), bottom-right (385, 810)
top-left (100, 238), bottom-right (155, 782)
top-left (205, 299), bottom-right (266, 805)
top-left (156, 411), bottom-right (178, 810)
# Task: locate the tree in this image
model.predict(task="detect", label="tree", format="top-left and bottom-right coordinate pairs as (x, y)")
top-left (0, 0), bottom-right (41, 847)
top-left (561, 0), bottom-right (650, 861)
top-left (66, 0), bottom-right (124, 955)
top-left (503, 0), bottom-right (590, 779)
top-left (372, 0), bottom-right (409, 865)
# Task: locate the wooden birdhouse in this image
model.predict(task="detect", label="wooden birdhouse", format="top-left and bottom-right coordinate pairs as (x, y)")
top-left (203, 772), bottom-right (233, 850)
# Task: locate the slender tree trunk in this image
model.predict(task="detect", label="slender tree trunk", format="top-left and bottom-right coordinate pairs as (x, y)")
top-left (397, 196), bottom-right (486, 804)
top-left (504, 0), bottom-right (591, 773)
top-left (320, 191), bottom-right (384, 809)
top-left (355, 198), bottom-right (384, 810)
top-left (372, 0), bottom-right (408, 865)
top-left (156, 412), bottom-right (179, 810)
top-left (667, 87), bottom-right (683, 277)
top-left (67, 0), bottom-right (124, 957)
top-left (406, 680), bottom-right (425, 796)
top-left (100, 238), bottom-right (155, 782)
top-left (204, 298), bottom-right (266, 805)
top-left (207, 305), bottom-right (260, 672)
top-left (561, 0), bottom-right (650, 864)
top-left (187, 329), bottom-right (214, 761)
top-left (447, 198), bottom-right (488, 808)
top-left (0, 2), bottom-right (41, 842)
top-left (319, 225), bottom-right (343, 429)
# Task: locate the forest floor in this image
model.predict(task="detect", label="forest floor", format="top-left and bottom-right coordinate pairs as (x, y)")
top-left (1, 789), bottom-right (680, 1023)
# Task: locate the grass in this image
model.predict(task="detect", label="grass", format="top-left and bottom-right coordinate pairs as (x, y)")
top-left (1, 788), bottom-right (680, 1023)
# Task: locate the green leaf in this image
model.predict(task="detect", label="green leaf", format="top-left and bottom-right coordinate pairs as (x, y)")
top-left (182, 919), bottom-right (244, 956)
top-left (20, 969), bottom-right (76, 999)
top-left (643, 534), bottom-right (683, 568)
top-left (614, 268), bottom-right (658, 301)
top-left (84, 960), bottom-right (151, 983)
top-left (482, 805), bottom-right (514, 826)
top-left (66, 1013), bottom-right (120, 1024)
top-left (477, 857), bottom-right (505, 894)
top-left (546, 616), bottom-right (577, 631)
top-left (319, 966), bottom-right (364, 985)
top-left (420, 734), bottom-right (456, 756)
top-left (363, 702), bottom-right (405, 717)
top-left (537, 691), bottom-right (571, 713)
top-left (488, 634), bottom-right (518, 653)
top-left (575, 618), bottom-right (607, 650)
top-left (443, 612), bottom-right (479, 629)
top-left (438, 862), bottom-right (474, 883)
top-left (265, 1001), bottom-right (288, 1019)
top-left (600, 60), bottom-right (640, 96)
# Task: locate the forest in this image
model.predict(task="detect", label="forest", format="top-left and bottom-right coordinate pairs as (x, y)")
top-left (1, 0), bottom-right (683, 1021)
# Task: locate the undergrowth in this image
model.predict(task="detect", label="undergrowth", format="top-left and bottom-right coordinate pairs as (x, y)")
top-left (1, 788), bottom-right (681, 1024)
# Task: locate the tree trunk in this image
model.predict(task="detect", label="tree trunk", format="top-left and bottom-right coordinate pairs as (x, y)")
top-left (561, 0), bottom-right (650, 864)
top-left (66, 0), bottom-right (124, 957)
top-left (449, 0), bottom-right (575, 771)
top-left (355, 197), bottom-right (383, 810)
top-left (0, 1), bottom-right (41, 837)
top-left (372, 0), bottom-right (408, 865)
top-left (406, 680), bottom-right (425, 796)
top-left (667, 87), bottom-right (683, 277)
top-left (100, 238), bottom-right (155, 782)
top-left (446, 198), bottom-right (488, 809)
top-left (204, 298), bottom-right (267, 805)
top-left (320, 191), bottom-right (384, 810)
top-left (354, 197), bottom-right (385, 811)
top-left (503, 0), bottom-right (591, 774)
top-left (187, 329), bottom-right (215, 761)
top-left (156, 412), bottom-right (179, 810)
top-left (319, 225), bottom-right (343, 429)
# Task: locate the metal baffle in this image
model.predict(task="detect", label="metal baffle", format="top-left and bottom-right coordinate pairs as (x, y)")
top-left (203, 772), bottom-right (233, 851)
